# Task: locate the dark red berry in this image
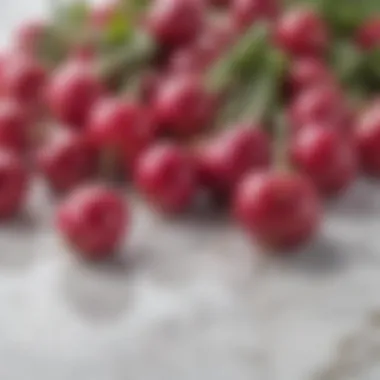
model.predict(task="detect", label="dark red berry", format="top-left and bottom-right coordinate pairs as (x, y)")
top-left (233, 170), bottom-right (321, 251)
top-left (146, 0), bottom-right (205, 47)
top-left (354, 107), bottom-right (380, 177)
top-left (356, 18), bottom-right (380, 50)
top-left (134, 142), bottom-right (197, 213)
top-left (196, 125), bottom-right (271, 196)
top-left (274, 8), bottom-right (327, 57)
top-left (0, 149), bottom-right (29, 219)
top-left (0, 98), bottom-right (29, 154)
top-left (57, 185), bottom-right (128, 260)
top-left (2, 55), bottom-right (46, 104)
top-left (47, 61), bottom-right (103, 129)
top-left (291, 126), bottom-right (357, 197)
top-left (37, 129), bottom-right (98, 193)
top-left (153, 73), bottom-right (214, 137)
top-left (287, 57), bottom-right (333, 95)
top-left (232, 0), bottom-right (278, 30)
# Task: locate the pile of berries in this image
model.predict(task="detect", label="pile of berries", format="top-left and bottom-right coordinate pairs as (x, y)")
top-left (1, 0), bottom-right (380, 260)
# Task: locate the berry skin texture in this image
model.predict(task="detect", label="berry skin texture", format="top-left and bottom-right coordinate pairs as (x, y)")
top-left (287, 57), bottom-right (333, 95)
top-left (0, 99), bottom-right (29, 154)
top-left (87, 97), bottom-right (155, 163)
top-left (0, 149), bottom-right (29, 219)
top-left (356, 18), bottom-right (380, 50)
top-left (47, 61), bottom-right (103, 129)
top-left (2, 55), bottom-right (46, 104)
top-left (37, 130), bottom-right (98, 193)
top-left (274, 8), bottom-right (328, 57)
top-left (232, 0), bottom-right (278, 30)
top-left (354, 108), bottom-right (380, 177)
top-left (134, 142), bottom-right (197, 214)
top-left (56, 185), bottom-right (128, 260)
top-left (153, 74), bottom-right (214, 137)
top-left (196, 125), bottom-right (271, 196)
top-left (146, 0), bottom-right (204, 48)
top-left (291, 126), bottom-right (357, 197)
top-left (233, 171), bottom-right (321, 251)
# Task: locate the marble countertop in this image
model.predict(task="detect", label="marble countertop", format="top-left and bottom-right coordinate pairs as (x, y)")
top-left (1, 1), bottom-right (380, 379)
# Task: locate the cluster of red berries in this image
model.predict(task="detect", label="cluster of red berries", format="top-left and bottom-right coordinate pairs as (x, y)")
top-left (0, 0), bottom-right (379, 260)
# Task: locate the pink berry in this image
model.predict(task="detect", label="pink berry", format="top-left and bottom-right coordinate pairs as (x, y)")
top-left (90, 2), bottom-right (118, 29)
top-left (37, 129), bottom-right (98, 193)
top-left (134, 142), bottom-right (197, 213)
top-left (233, 170), bottom-right (321, 251)
top-left (146, 0), bottom-right (205, 47)
top-left (291, 126), bottom-right (357, 197)
top-left (289, 84), bottom-right (350, 134)
top-left (197, 125), bottom-right (271, 196)
top-left (87, 97), bottom-right (155, 159)
top-left (47, 61), bottom-right (103, 129)
top-left (232, 0), bottom-right (278, 30)
top-left (153, 73), bottom-right (214, 137)
top-left (287, 57), bottom-right (333, 95)
top-left (56, 185), bottom-right (128, 260)
top-left (354, 107), bottom-right (380, 177)
top-left (274, 8), bottom-right (328, 57)
top-left (356, 18), bottom-right (380, 50)
top-left (2, 55), bottom-right (46, 104)
top-left (0, 98), bottom-right (29, 154)
top-left (0, 149), bottom-right (29, 219)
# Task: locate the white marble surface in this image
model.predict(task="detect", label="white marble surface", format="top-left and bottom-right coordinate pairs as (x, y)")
top-left (1, 1), bottom-right (380, 379)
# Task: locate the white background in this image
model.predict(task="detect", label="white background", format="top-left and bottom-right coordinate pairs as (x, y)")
top-left (0, 1), bottom-right (380, 379)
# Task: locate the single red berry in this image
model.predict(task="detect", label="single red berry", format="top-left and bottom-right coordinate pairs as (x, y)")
top-left (196, 125), bottom-right (271, 196)
top-left (356, 18), bottom-right (380, 50)
top-left (146, 0), bottom-right (205, 48)
top-left (87, 96), bottom-right (156, 164)
top-left (47, 61), bottom-right (103, 129)
top-left (134, 142), bottom-right (198, 213)
top-left (56, 185), bottom-right (128, 260)
top-left (233, 170), bottom-right (321, 251)
top-left (354, 107), bottom-right (380, 177)
top-left (37, 129), bottom-right (98, 193)
top-left (291, 126), bottom-right (357, 197)
top-left (153, 73), bottom-right (214, 137)
top-left (289, 84), bottom-right (350, 134)
top-left (0, 149), bottom-right (29, 219)
top-left (0, 98), bottom-right (29, 154)
top-left (13, 20), bottom-right (47, 55)
top-left (232, 0), bottom-right (278, 30)
top-left (2, 55), bottom-right (46, 104)
top-left (274, 8), bottom-right (328, 57)
top-left (287, 57), bottom-right (333, 95)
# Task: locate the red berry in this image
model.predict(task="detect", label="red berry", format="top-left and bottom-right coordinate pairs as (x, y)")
top-left (37, 129), bottom-right (98, 193)
top-left (56, 185), bottom-right (128, 260)
top-left (232, 0), bottom-right (278, 30)
top-left (197, 125), bottom-right (271, 195)
top-left (354, 107), bottom-right (380, 177)
top-left (356, 18), bottom-right (380, 50)
top-left (233, 171), bottom-right (321, 251)
top-left (0, 149), bottom-right (29, 219)
top-left (291, 126), bottom-right (357, 197)
top-left (287, 57), bottom-right (333, 95)
top-left (146, 0), bottom-right (205, 47)
top-left (289, 85), bottom-right (350, 134)
top-left (13, 20), bottom-right (46, 55)
top-left (47, 61), bottom-right (103, 129)
top-left (0, 98), bottom-right (29, 154)
top-left (2, 55), bottom-right (46, 104)
top-left (274, 8), bottom-right (328, 57)
top-left (208, 0), bottom-right (231, 7)
top-left (153, 73), bottom-right (214, 137)
top-left (134, 142), bottom-right (197, 213)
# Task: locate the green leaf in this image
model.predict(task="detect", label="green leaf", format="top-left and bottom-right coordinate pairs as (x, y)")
top-left (102, 10), bottom-right (133, 47)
